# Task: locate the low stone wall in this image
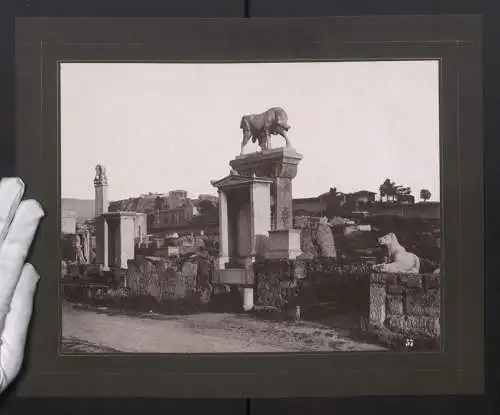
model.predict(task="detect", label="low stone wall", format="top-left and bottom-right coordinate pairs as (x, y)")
top-left (369, 272), bottom-right (441, 339)
top-left (126, 256), bottom-right (198, 302)
top-left (253, 258), bottom-right (441, 344)
top-left (253, 258), bottom-right (372, 316)
top-left (62, 255), bottom-right (216, 311)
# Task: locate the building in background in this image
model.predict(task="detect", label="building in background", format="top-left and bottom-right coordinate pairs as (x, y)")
top-left (61, 210), bottom-right (77, 234)
top-left (346, 190), bottom-right (377, 205)
top-left (149, 201), bottom-right (198, 233)
top-left (197, 194), bottom-right (218, 205)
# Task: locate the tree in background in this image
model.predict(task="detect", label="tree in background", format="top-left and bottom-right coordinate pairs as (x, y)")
top-left (380, 179), bottom-right (413, 203)
top-left (195, 200), bottom-right (218, 225)
top-left (395, 186), bottom-right (412, 196)
top-left (323, 187), bottom-right (344, 218)
top-left (420, 189), bottom-right (432, 202)
top-left (379, 178), bottom-right (397, 202)
top-left (394, 185), bottom-right (412, 203)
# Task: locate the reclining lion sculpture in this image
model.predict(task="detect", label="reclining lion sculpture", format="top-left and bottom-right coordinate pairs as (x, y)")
top-left (372, 232), bottom-right (420, 274)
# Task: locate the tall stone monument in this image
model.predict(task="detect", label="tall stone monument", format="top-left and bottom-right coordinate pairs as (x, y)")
top-left (94, 164), bottom-right (109, 217)
top-left (210, 107), bottom-right (303, 311)
top-left (93, 164), bottom-right (136, 272)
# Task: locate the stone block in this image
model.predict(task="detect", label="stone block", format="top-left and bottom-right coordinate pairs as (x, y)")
top-left (182, 261), bottom-right (198, 278)
top-left (387, 284), bottom-right (404, 295)
top-left (384, 273), bottom-right (399, 285)
top-left (370, 273), bottom-right (388, 285)
top-left (266, 229), bottom-right (302, 259)
top-left (315, 223), bottom-right (337, 258)
top-left (424, 274), bottom-right (441, 290)
top-left (215, 268), bottom-right (254, 286)
top-left (424, 305), bottom-right (440, 317)
top-left (387, 296), bottom-right (403, 315)
top-left (68, 263), bottom-right (80, 277)
top-left (398, 274), bottom-right (423, 288)
top-left (386, 315), bottom-right (440, 337)
top-left (164, 270), bottom-right (187, 299)
top-left (405, 289), bottom-right (440, 317)
top-left (278, 280), bottom-right (295, 289)
top-left (262, 259), bottom-right (292, 278)
top-left (369, 284), bottom-right (386, 324)
top-left (230, 147), bottom-right (303, 179)
top-left (293, 260), bottom-right (308, 279)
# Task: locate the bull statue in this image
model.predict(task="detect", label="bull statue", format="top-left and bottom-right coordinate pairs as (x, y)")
top-left (239, 107), bottom-right (292, 155)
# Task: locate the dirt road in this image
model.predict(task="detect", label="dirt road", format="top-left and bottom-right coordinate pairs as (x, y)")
top-left (61, 302), bottom-right (386, 353)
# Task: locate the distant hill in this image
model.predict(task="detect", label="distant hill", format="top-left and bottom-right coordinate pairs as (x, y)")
top-left (61, 198), bottom-right (95, 222)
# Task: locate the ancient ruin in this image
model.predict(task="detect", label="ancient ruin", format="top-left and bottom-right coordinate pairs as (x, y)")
top-left (74, 224), bottom-right (90, 264)
top-left (211, 108), bottom-right (303, 311)
top-left (93, 164), bottom-right (148, 271)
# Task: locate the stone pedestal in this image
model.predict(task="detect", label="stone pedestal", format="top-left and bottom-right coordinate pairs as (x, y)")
top-left (243, 287), bottom-right (254, 311)
top-left (230, 148), bottom-right (302, 231)
top-left (266, 229), bottom-right (302, 260)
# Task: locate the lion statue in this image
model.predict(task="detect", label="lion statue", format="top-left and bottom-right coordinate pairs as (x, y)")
top-left (372, 232), bottom-right (420, 274)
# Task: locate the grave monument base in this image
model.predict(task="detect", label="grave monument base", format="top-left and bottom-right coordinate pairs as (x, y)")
top-left (266, 228), bottom-right (302, 260)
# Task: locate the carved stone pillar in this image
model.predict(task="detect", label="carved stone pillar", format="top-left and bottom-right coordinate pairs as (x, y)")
top-left (216, 189), bottom-right (230, 269)
top-left (274, 177), bottom-right (293, 230)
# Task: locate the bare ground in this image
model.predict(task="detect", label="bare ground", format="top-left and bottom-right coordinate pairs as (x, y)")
top-left (62, 337), bottom-right (122, 353)
top-left (61, 302), bottom-right (387, 354)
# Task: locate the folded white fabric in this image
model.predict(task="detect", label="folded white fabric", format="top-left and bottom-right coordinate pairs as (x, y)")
top-left (0, 177), bottom-right (44, 392)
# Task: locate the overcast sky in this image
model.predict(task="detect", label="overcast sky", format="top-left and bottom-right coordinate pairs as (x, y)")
top-left (60, 60), bottom-right (440, 201)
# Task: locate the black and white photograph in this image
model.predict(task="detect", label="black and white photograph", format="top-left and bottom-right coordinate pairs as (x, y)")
top-left (60, 60), bottom-right (441, 354)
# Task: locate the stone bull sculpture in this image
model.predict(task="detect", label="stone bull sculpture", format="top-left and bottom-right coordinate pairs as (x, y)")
top-left (240, 107), bottom-right (292, 155)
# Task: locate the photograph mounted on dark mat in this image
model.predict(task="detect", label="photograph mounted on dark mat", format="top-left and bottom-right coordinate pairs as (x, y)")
top-left (59, 60), bottom-right (439, 355)
top-left (15, 15), bottom-right (483, 398)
